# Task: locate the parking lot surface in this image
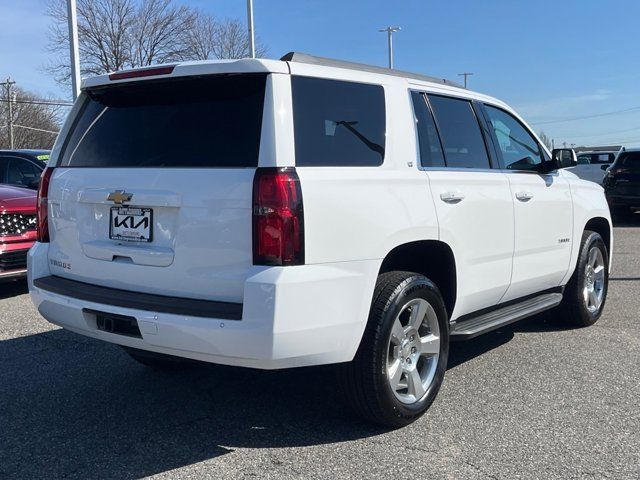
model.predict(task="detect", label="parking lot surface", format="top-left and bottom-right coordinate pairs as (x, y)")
top-left (1, 214), bottom-right (639, 480)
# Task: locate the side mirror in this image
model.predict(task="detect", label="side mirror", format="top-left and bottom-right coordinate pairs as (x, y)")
top-left (551, 148), bottom-right (577, 169)
top-left (600, 164), bottom-right (609, 171)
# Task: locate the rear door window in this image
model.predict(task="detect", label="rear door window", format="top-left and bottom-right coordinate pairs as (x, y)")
top-left (291, 76), bottom-right (385, 167)
top-left (427, 95), bottom-right (491, 169)
top-left (411, 91), bottom-right (445, 168)
top-left (58, 74), bottom-right (267, 168)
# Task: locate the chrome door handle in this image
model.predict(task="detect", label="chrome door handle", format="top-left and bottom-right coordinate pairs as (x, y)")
top-left (440, 191), bottom-right (465, 204)
top-left (515, 191), bottom-right (534, 202)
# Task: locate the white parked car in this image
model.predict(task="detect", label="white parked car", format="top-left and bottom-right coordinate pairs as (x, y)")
top-left (566, 150), bottom-right (619, 184)
top-left (29, 53), bottom-right (613, 427)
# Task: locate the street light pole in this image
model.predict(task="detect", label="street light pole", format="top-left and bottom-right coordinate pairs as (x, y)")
top-left (246, 0), bottom-right (256, 58)
top-left (67, 0), bottom-right (81, 100)
top-left (379, 27), bottom-right (400, 69)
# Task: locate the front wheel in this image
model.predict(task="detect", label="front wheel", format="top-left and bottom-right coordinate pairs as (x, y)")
top-left (560, 230), bottom-right (609, 327)
top-left (340, 271), bottom-right (449, 427)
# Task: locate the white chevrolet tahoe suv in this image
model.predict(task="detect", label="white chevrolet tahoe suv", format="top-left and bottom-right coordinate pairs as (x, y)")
top-left (29, 53), bottom-right (612, 427)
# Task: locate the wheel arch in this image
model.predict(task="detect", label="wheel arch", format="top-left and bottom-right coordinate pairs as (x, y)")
top-left (584, 216), bottom-right (612, 258)
top-left (378, 240), bottom-right (457, 318)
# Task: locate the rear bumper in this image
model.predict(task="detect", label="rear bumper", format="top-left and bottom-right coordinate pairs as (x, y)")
top-left (28, 243), bottom-right (379, 369)
top-left (606, 194), bottom-right (640, 209)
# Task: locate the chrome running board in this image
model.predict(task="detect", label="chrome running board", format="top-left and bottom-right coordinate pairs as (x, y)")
top-left (451, 293), bottom-right (563, 341)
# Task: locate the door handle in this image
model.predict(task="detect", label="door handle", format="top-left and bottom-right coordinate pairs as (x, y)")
top-left (515, 191), bottom-right (534, 202)
top-left (440, 191), bottom-right (465, 204)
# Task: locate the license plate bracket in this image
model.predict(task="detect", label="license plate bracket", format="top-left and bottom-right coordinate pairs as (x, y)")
top-left (109, 206), bottom-right (153, 243)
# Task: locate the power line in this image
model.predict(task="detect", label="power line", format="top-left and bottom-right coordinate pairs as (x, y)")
top-left (0, 98), bottom-right (73, 107)
top-left (530, 106), bottom-right (640, 125)
top-left (561, 125), bottom-right (640, 140)
top-left (13, 124), bottom-right (60, 135)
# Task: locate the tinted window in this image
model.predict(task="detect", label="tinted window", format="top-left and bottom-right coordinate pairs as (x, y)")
top-left (618, 152), bottom-right (640, 171)
top-left (427, 95), bottom-right (490, 169)
top-left (484, 105), bottom-right (543, 171)
top-left (579, 153), bottom-right (615, 165)
top-left (292, 76), bottom-right (385, 167)
top-left (7, 158), bottom-right (41, 187)
top-left (411, 92), bottom-right (445, 168)
top-left (59, 75), bottom-right (267, 167)
top-left (0, 157), bottom-right (8, 182)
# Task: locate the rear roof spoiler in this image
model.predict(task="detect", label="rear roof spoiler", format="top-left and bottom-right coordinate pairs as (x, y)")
top-left (281, 52), bottom-right (463, 88)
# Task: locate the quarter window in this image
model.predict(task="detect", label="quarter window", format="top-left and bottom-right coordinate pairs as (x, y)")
top-left (411, 92), bottom-right (445, 168)
top-left (292, 76), bottom-right (386, 167)
top-left (484, 105), bottom-right (543, 171)
top-left (427, 95), bottom-right (491, 169)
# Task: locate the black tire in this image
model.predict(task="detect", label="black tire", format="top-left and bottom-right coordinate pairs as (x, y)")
top-left (559, 230), bottom-right (609, 327)
top-left (340, 271), bottom-right (449, 427)
top-left (122, 346), bottom-right (190, 370)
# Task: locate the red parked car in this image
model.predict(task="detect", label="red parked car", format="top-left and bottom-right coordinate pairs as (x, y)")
top-left (0, 184), bottom-right (37, 281)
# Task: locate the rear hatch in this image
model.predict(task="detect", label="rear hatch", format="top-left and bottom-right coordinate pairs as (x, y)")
top-left (47, 73), bottom-right (267, 302)
top-left (606, 151), bottom-right (640, 198)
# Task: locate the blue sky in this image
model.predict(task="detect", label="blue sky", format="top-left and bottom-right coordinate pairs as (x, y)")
top-left (2, 0), bottom-right (640, 147)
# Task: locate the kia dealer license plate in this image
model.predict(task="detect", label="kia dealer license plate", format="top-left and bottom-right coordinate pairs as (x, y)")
top-left (109, 207), bottom-right (153, 242)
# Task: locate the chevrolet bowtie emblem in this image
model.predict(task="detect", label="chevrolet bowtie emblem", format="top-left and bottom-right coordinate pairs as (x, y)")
top-left (107, 190), bottom-right (133, 205)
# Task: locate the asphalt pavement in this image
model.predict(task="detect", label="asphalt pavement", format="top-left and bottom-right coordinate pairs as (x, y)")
top-left (1, 213), bottom-right (639, 479)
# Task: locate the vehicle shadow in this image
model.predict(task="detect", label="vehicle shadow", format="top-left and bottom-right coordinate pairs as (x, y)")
top-left (446, 310), bottom-right (571, 369)
top-left (1, 329), bottom-right (388, 479)
top-left (0, 308), bottom-right (590, 478)
top-left (0, 280), bottom-right (28, 300)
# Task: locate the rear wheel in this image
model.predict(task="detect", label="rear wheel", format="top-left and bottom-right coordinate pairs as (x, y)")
top-left (560, 230), bottom-right (609, 327)
top-left (340, 271), bottom-right (449, 427)
top-left (122, 346), bottom-right (190, 370)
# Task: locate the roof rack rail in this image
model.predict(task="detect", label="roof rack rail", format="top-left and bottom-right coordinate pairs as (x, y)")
top-left (280, 52), bottom-right (463, 88)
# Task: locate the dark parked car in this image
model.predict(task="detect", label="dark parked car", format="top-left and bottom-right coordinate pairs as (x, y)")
top-left (603, 148), bottom-right (640, 213)
top-left (0, 149), bottom-right (49, 190)
top-left (0, 184), bottom-right (37, 281)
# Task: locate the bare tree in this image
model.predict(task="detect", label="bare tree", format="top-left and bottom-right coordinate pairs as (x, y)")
top-left (128, 0), bottom-right (195, 67)
top-left (46, 0), bottom-right (136, 83)
top-left (185, 14), bottom-right (268, 60)
top-left (538, 131), bottom-right (553, 150)
top-left (0, 88), bottom-right (64, 149)
top-left (46, 0), bottom-right (268, 87)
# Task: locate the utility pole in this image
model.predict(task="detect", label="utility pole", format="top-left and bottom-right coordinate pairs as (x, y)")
top-left (246, 0), bottom-right (256, 58)
top-left (457, 72), bottom-right (474, 88)
top-left (67, 0), bottom-right (81, 100)
top-left (1, 78), bottom-right (16, 149)
top-left (379, 26), bottom-right (400, 69)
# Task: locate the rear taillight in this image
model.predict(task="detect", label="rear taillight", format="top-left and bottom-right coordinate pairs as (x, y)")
top-left (252, 168), bottom-right (304, 266)
top-left (36, 167), bottom-right (54, 243)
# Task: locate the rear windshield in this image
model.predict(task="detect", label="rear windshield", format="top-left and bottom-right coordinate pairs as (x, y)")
top-left (291, 76), bottom-right (386, 167)
top-left (617, 152), bottom-right (640, 171)
top-left (577, 153), bottom-right (615, 164)
top-left (58, 74), bottom-right (267, 168)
